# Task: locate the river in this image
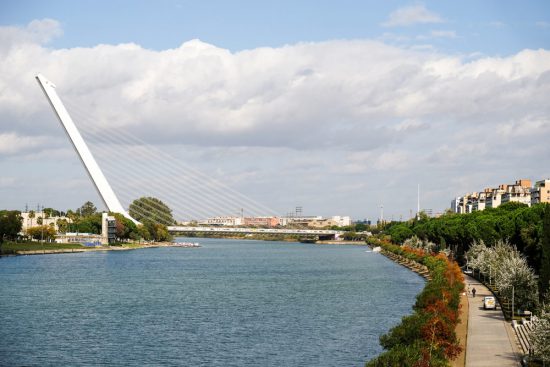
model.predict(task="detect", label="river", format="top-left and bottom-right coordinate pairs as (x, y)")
top-left (0, 238), bottom-right (424, 366)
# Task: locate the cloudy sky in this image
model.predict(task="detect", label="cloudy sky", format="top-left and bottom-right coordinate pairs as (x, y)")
top-left (1, 1), bottom-right (549, 221)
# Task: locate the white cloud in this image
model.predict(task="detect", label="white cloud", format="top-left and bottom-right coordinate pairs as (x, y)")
top-left (0, 18), bottom-right (61, 53)
top-left (0, 132), bottom-right (48, 155)
top-left (1, 19), bottom-right (550, 218)
top-left (488, 21), bottom-right (505, 28)
top-left (0, 177), bottom-right (16, 188)
top-left (430, 30), bottom-right (457, 38)
top-left (382, 4), bottom-right (444, 27)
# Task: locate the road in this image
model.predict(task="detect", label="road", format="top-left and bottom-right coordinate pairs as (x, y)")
top-left (464, 275), bottom-right (520, 366)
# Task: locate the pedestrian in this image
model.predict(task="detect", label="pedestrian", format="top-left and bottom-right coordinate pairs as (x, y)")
top-left (472, 287), bottom-right (476, 297)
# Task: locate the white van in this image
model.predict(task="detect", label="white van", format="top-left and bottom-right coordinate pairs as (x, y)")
top-left (483, 296), bottom-right (496, 310)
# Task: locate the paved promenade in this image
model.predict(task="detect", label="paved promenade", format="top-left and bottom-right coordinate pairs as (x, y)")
top-left (464, 275), bottom-right (520, 367)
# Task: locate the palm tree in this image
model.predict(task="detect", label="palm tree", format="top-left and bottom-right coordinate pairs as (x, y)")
top-left (28, 210), bottom-right (35, 228)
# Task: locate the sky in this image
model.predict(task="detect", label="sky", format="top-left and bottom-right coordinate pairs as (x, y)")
top-left (1, 1), bottom-right (549, 221)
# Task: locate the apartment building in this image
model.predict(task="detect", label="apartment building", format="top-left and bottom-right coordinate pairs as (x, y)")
top-left (501, 180), bottom-right (532, 206)
top-left (243, 216), bottom-right (279, 227)
top-left (452, 178), bottom-right (540, 213)
top-left (531, 179), bottom-right (550, 204)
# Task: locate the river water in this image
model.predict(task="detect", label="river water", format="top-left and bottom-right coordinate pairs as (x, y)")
top-left (0, 238), bottom-right (424, 366)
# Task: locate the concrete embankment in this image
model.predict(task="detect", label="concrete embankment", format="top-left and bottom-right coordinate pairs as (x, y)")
top-left (315, 240), bottom-right (367, 245)
top-left (379, 249), bottom-right (431, 280)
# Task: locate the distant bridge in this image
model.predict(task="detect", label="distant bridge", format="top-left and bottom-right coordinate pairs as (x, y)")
top-left (167, 226), bottom-right (344, 239)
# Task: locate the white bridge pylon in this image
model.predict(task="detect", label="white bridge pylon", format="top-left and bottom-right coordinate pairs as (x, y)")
top-left (35, 74), bottom-right (139, 224)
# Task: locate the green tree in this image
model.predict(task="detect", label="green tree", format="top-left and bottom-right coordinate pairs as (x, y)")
top-left (0, 211), bottom-right (23, 243)
top-left (43, 208), bottom-right (61, 217)
top-left (540, 204), bottom-right (550, 299)
top-left (56, 218), bottom-right (69, 233)
top-left (129, 197), bottom-right (175, 226)
top-left (76, 213), bottom-right (102, 234)
top-left (28, 210), bottom-right (35, 228)
top-left (141, 219), bottom-right (172, 242)
top-left (36, 216), bottom-right (43, 225)
top-left (78, 201), bottom-right (97, 217)
top-left (388, 223), bottom-right (414, 244)
top-left (26, 225), bottom-right (56, 241)
top-left (112, 213), bottom-right (139, 241)
top-left (530, 293), bottom-right (550, 363)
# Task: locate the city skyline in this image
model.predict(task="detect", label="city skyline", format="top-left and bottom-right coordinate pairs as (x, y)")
top-left (1, 1), bottom-right (549, 220)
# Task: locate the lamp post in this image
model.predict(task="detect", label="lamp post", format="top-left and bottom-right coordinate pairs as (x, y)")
top-left (512, 286), bottom-right (515, 320)
top-left (40, 205), bottom-right (44, 252)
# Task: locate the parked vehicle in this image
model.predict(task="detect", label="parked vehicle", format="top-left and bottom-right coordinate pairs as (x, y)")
top-left (483, 296), bottom-right (496, 310)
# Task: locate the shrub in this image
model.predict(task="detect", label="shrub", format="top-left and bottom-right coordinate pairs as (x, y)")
top-left (366, 242), bottom-right (464, 366)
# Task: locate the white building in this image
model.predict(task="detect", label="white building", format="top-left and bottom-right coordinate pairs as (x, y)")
top-left (198, 216), bottom-right (243, 226)
top-left (331, 216), bottom-right (351, 227)
top-left (20, 212), bottom-right (70, 232)
top-left (531, 179), bottom-right (550, 205)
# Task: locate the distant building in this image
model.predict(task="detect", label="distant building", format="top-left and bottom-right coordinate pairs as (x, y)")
top-left (199, 216), bottom-right (243, 226)
top-left (486, 186), bottom-right (507, 209)
top-left (453, 178), bottom-right (537, 214)
top-left (244, 216), bottom-right (279, 227)
top-left (531, 179), bottom-right (550, 205)
top-left (55, 232), bottom-right (102, 246)
top-left (20, 212), bottom-right (70, 232)
top-left (102, 213), bottom-right (117, 244)
top-left (278, 216), bottom-right (323, 226)
top-left (55, 213), bottom-right (115, 245)
top-left (331, 216), bottom-right (351, 227)
top-left (501, 180), bottom-right (531, 206)
top-left (451, 197), bottom-right (461, 213)
top-left (479, 189), bottom-right (493, 211)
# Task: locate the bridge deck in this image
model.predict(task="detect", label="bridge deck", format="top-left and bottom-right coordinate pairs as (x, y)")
top-left (167, 226), bottom-right (344, 236)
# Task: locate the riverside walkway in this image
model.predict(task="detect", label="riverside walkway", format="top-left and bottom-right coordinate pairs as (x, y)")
top-left (464, 275), bottom-right (520, 366)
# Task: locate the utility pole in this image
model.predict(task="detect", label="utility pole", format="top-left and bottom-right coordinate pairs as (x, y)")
top-left (380, 204), bottom-right (384, 223)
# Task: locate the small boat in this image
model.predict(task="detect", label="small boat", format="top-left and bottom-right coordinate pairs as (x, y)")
top-left (172, 242), bottom-right (200, 248)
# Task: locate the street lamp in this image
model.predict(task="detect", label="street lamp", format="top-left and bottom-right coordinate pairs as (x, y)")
top-left (512, 286), bottom-right (515, 320)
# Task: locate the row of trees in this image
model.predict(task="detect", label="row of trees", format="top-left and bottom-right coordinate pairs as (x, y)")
top-left (2, 196), bottom-right (176, 244)
top-left (466, 240), bottom-right (539, 311)
top-left (367, 238), bottom-right (464, 366)
top-left (64, 198), bottom-right (174, 242)
top-left (385, 202), bottom-right (550, 300)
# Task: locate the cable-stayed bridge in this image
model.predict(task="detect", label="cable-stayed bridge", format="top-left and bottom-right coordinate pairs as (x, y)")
top-left (36, 74), bottom-right (282, 227)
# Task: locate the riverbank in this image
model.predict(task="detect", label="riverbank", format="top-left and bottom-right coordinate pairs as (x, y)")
top-left (375, 242), bottom-right (468, 367)
top-left (366, 239), bottom-right (465, 366)
top-left (315, 240), bottom-right (366, 245)
top-left (0, 241), bottom-right (199, 256)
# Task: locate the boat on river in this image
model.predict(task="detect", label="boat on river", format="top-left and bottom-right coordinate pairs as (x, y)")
top-left (172, 242), bottom-right (200, 248)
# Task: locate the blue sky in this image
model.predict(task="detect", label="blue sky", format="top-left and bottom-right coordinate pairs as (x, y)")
top-left (2, 0), bottom-right (549, 54)
top-left (1, 1), bottom-right (549, 221)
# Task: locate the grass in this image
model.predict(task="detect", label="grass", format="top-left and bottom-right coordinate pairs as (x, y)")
top-left (0, 241), bottom-right (87, 254)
